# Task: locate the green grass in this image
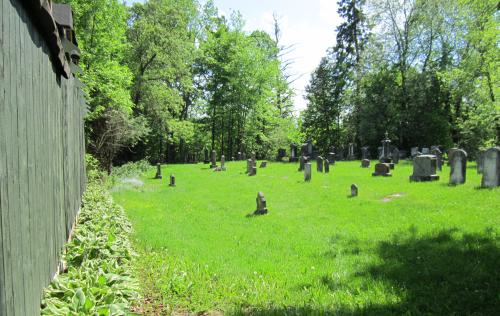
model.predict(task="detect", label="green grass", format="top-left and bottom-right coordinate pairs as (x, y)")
top-left (112, 160), bottom-right (500, 315)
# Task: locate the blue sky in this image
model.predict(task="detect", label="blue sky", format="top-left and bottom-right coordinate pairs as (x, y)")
top-left (126, 0), bottom-right (341, 111)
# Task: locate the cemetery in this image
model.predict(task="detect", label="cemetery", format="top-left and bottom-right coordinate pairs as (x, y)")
top-left (1, 0), bottom-right (498, 315)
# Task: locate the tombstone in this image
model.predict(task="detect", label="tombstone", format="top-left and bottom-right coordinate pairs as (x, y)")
top-left (351, 184), bottom-right (358, 197)
top-left (290, 144), bottom-right (298, 162)
top-left (481, 147), bottom-right (500, 188)
top-left (347, 143), bottom-right (355, 160)
top-left (249, 166), bottom-right (257, 176)
top-left (411, 147), bottom-right (419, 158)
top-left (221, 155), bottom-right (226, 171)
top-left (231, 156), bottom-right (235, 161)
top-left (298, 156), bottom-right (306, 171)
top-left (422, 148), bottom-right (430, 155)
top-left (304, 162), bottom-right (312, 182)
top-left (317, 156), bottom-right (324, 172)
top-left (204, 148), bottom-right (210, 164)
top-left (449, 149), bottom-right (467, 185)
top-left (246, 159), bottom-right (253, 174)
top-left (380, 132), bottom-right (392, 162)
top-left (237, 151), bottom-right (242, 161)
top-left (361, 159), bottom-right (370, 168)
top-left (324, 159), bottom-right (330, 173)
top-left (169, 174), bottom-right (176, 187)
top-left (254, 192), bottom-right (268, 215)
top-left (259, 161), bottom-right (267, 168)
top-left (377, 147), bottom-right (383, 159)
top-left (410, 155), bottom-right (439, 182)
top-left (431, 147), bottom-right (443, 171)
top-left (477, 150), bottom-right (485, 174)
top-left (372, 163), bottom-right (392, 177)
top-left (277, 148), bottom-right (286, 161)
top-left (447, 148), bottom-right (458, 166)
top-left (155, 163), bottom-right (162, 179)
top-left (361, 147), bottom-right (370, 160)
top-left (392, 148), bottom-right (400, 164)
top-left (328, 152), bottom-right (336, 165)
top-left (399, 150), bottom-right (408, 159)
top-left (210, 150), bottom-right (217, 168)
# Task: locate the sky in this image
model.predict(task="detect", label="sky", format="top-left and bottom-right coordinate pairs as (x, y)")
top-left (126, 0), bottom-right (342, 112)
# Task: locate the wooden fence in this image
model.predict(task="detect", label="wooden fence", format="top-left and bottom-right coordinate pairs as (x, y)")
top-left (0, 0), bottom-right (86, 314)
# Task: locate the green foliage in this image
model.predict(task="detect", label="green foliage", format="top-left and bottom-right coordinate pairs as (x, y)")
top-left (113, 161), bottom-right (500, 314)
top-left (108, 160), bottom-right (151, 188)
top-left (41, 182), bottom-right (139, 315)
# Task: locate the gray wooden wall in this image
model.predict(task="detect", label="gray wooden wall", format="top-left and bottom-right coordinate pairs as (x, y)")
top-left (0, 0), bottom-right (86, 314)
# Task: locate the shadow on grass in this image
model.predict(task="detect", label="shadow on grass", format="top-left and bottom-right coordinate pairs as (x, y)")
top-left (229, 227), bottom-right (500, 316)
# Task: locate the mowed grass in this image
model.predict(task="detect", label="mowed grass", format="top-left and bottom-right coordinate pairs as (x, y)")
top-left (112, 160), bottom-right (500, 315)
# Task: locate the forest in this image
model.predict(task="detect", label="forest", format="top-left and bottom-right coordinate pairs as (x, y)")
top-left (61, 0), bottom-right (498, 171)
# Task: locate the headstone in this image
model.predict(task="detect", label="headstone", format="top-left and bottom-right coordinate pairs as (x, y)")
top-left (392, 148), bottom-right (400, 164)
top-left (328, 152), bottom-right (336, 165)
top-left (169, 174), bottom-right (176, 187)
top-left (246, 159), bottom-right (252, 174)
top-left (431, 148), bottom-right (443, 171)
top-left (361, 146), bottom-right (370, 160)
top-left (237, 151), bottom-right (242, 160)
top-left (351, 184), bottom-right (358, 197)
top-left (449, 149), bottom-right (467, 185)
top-left (447, 148), bottom-right (459, 166)
top-left (410, 155), bottom-right (439, 182)
top-left (210, 150), bottom-right (217, 168)
top-left (380, 132), bottom-right (392, 163)
top-left (317, 156), bottom-right (323, 172)
top-left (324, 159), bottom-right (330, 173)
top-left (481, 147), bottom-right (500, 188)
top-left (290, 144), bottom-right (298, 162)
top-left (204, 148), bottom-right (210, 164)
top-left (277, 148), bottom-right (286, 161)
top-left (254, 192), bottom-right (268, 215)
top-left (298, 156), bottom-right (306, 171)
top-left (361, 159), bottom-right (370, 168)
top-left (221, 155), bottom-right (226, 171)
top-left (249, 166), bottom-right (257, 176)
top-left (155, 163), bottom-right (162, 179)
top-left (411, 147), bottom-right (419, 158)
top-left (377, 147), bottom-right (383, 159)
top-left (347, 143), bottom-right (355, 160)
top-left (259, 161), bottom-right (267, 168)
top-left (304, 162), bottom-right (312, 181)
top-left (477, 150), bottom-right (485, 174)
top-left (422, 148), bottom-right (430, 155)
top-left (372, 163), bottom-right (392, 177)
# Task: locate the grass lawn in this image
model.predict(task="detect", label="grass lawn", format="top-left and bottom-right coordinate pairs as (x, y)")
top-left (112, 160), bottom-right (500, 315)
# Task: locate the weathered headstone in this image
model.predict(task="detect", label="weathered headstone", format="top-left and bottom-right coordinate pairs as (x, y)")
top-left (169, 174), bottom-right (176, 187)
top-left (410, 155), bottom-right (439, 182)
top-left (246, 159), bottom-right (252, 174)
top-left (290, 144), bottom-right (298, 162)
top-left (392, 148), bottom-right (400, 164)
top-left (324, 159), bottom-right (330, 173)
top-left (351, 184), bottom-right (358, 197)
top-left (210, 150), bottom-right (217, 168)
top-left (449, 149), bottom-right (467, 185)
top-left (411, 147), bottom-right (419, 158)
top-left (361, 146), bottom-right (370, 160)
top-left (328, 152), bottom-right (336, 165)
top-left (304, 162), bottom-right (312, 181)
top-left (317, 156), bottom-right (324, 172)
top-left (204, 148), bottom-right (210, 164)
top-left (422, 148), bottom-right (430, 155)
top-left (481, 147), bottom-right (500, 188)
top-left (347, 143), bottom-right (355, 160)
top-left (298, 156), bottom-right (306, 171)
top-left (277, 148), bottom-right (286, 161)
top-left (447, 148), bottom-right (458, 166)
top-left (254, 192), bottom-right (268, 215)
top-left (431, 147), bottom-right (443, 171)
top-left (379, 132), bottom-right (394, 169)
top-left (361, 159), bottom-right (370, 168)
top-left (237, 151), bottom-right (242, 160)
top-left (259, 161), bottom-right (267, 168)
top-left (477, 150), bottom-right (485, 174)
top-left (155, 163), bottom-right (162, 179)
top-left (221, 155), bottom-right (226, 171)
top-left (249, 166), bottom-right (257, 176)
top-left (372, 163), bottom-right (392, 177)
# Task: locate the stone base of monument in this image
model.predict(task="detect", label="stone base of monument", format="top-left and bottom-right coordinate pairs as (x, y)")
top-left (372, 163), bottom-right (392, 177)
top-left (409, 174), bottom-right (439, 182)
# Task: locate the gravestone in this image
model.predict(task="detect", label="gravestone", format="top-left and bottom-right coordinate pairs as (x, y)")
top-left (447, 148), bottom-right (458, 166)
top-left (304, 162), bottom-right (312, 181)
top-left (477, 150), bottom-right (485, 174)
top-left (259, 161), bottom-right (267, 168)
top-left (221, 155), bottom-right (226, 171)
top-left (411, 147), bottom-right (419, 158)
top-left (361, 159), bottom-right (370, 168)
top-left (361, 147), bottom-right (370, 160)
top-left (410, 155), bottom-right (439, 182)
top-left (431, 147), bottom-right (443, 171)
top-left (155, 163), bottom-right (162, 179)
top-left (377, 147), bottom-right (383, 159)
top-left (347, 143), bottom-right (355, 160)
top-left (237, 151), bottom-right (242, 160)
top-left (254, 192), bottom-right (268, 215)
top-left (324, 159), bottom-right (330, 173)
top-left (372, 163), bottom-right (392, 177)
top-left (277, 148), bottom-right (286, 161)
top-left (481, 147), bottom-right (500, 188)
top-left (422, 148), bottom-right (430, 155)
top-left (351, 184), bottom-right (358, 197)
top-left (298, 156), bottom-right (306, 171)
top-left (379, 132), bottom-right (394, 169)
top-left (169, 174), bottom-right (176, 187)
top-left (317, 156), bottom-right (324, 172)
top-left (328, 152), bottom-right (336, 165)
top-left (249, 166), bottom-right (257, 176)
top-left (210, 150), bottom-right (217, 168)
top-left (449, 149), bottom-right (467, 185)
top-left (392, 148), bottom-right (400, 164)
top-left (247, 159), bottom-right (253, 174)
top-left (290, 144), bottom-right (298, 162)
top-left (204, 148), bottom-right (210, 164)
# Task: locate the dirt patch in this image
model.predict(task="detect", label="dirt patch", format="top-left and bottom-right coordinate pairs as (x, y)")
top-left (382, 192), bottom-right (405, 202)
